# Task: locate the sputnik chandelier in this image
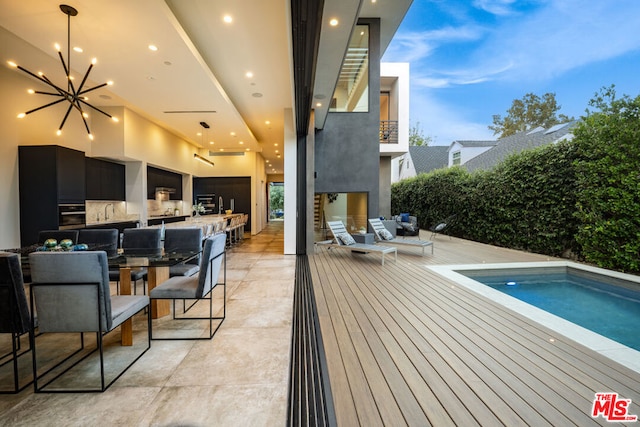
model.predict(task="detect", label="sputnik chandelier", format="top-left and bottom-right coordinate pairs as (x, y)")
top-left (8, 4), bottom-right (118, 140)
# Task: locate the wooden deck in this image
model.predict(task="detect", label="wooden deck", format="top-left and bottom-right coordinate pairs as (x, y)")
top-left (309, 234), bottom-right (640, 426)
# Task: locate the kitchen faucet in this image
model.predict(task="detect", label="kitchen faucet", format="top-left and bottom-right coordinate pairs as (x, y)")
top-left (105, 203), bottom-right (114, 220)
top-left (218, 196), bottom-right (223, 214)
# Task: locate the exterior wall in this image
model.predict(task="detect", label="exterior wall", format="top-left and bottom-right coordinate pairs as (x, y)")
top-left (397, 152), bottom-right (417, 181)
top-left (314, 18), bottom-right (381, 221)
top-left (379, 62), bottom-right (410, 158)
top-left (379, 157), bottom-right (392, 218)
top-left (448, 142), bottom-right (494, 166)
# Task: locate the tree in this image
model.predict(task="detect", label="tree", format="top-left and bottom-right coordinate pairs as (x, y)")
top-left (409, 121), bottom-right (432, 146)
top-left (489, 92), bottom-right (574, 138)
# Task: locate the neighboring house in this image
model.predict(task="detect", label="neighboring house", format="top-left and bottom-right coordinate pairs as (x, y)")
top-left (396, 145), bottom-right (449, 181)
top-left (393, 121), bottom-right (578, 183)
top-left (447, 140), bottom-right (497, 167)
top-left (463, 121), bottom-right (577, 172)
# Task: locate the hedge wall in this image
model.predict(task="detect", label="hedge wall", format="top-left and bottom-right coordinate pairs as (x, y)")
top-left (392, 89), bottom-right (640, 273)
top-left (392, 140), bottom-right (580, 258)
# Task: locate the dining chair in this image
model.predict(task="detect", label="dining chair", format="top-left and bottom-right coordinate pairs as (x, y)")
top-left (28, 250), bottom-right (150, 392)
top-left (78, 228), bottom-right (119, 257)
top-left (0, 252), bottom-right (33, 393)
top-left (163, 228), bottom-right (203, 278)
top-left (149, 234), bottom-right (226, 340)
top-left (110, 228), bottom-right (162, 295)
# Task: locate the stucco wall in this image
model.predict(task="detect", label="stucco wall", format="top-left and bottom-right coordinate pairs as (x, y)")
top-left (314, 18), bottom-right (381, 220)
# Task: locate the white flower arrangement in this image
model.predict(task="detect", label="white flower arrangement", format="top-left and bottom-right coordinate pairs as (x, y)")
top-left (192, 203), bottom-right (206, 214)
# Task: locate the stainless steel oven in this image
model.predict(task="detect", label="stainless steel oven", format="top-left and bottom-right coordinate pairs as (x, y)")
top-left (195, 194), bottom-right (216, 215)
top-left (58, 203), bottom-right (86, 229)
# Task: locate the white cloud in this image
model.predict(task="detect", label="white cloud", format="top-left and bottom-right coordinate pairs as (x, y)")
top-left (471, 0), bottom-right (640, 82)
top-left (472, 0), bottom-right (517, 16)
top-left (383, 25), bottom-right (484, 63)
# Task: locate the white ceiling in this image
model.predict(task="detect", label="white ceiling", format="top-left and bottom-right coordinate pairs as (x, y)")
top-left (0, 0), bottom-right (411, 174)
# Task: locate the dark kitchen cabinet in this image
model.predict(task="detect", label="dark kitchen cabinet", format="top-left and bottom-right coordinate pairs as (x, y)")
top-left (86, 157), bottom-right (125, 201)
top-left (147, 166), bottom-right (182, 200)
top-left (193, 176), bottom-right (251, 231)
top-left (19, 145), bottom-right (86, 246)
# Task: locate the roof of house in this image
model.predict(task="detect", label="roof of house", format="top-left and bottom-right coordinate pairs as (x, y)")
top-left (462, 121), bottom-right (578, 172)
top-left (448, 140), bottom-right (497, 151)
top-left (409, 145), bottom-right (449, 174)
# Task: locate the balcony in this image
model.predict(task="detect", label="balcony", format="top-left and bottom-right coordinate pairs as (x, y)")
top-left (379, 120), bottom-right (398, 144)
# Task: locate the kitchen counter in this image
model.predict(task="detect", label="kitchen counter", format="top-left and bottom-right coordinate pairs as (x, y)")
top-left (147, 215), bottom-right (190, 226)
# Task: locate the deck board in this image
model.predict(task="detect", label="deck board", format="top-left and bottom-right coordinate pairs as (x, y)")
top-left (310, 234), bottom-right (640, 426)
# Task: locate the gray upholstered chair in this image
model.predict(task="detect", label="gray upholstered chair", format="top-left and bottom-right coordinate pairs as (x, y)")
top-left (109, 228), bottom-right (162, 295)
top-left (149, 234), bottom-right (226, 340)
top-left (28, 250), bottom-right (150, 392)
top-left (78, 228), bottom-right (119, 257)
top-left (0, 252), bottom-right (33, 393)
top-left (163, 228), bottom-right (202, 278)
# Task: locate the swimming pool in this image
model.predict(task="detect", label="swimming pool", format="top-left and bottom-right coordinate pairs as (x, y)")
top-left (430, 261), bottom-right (640, 374)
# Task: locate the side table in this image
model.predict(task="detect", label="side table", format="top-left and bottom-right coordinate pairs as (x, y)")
top-left (351, 233), bottom-right (374, 245)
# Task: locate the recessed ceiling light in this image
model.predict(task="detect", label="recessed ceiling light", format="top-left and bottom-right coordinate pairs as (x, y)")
top-left (246, 148), bottom-right (250, 151)
top-left (245, 71), bottom-right (253, 78)
top-left (252, 92), bottom-right (263, 98)
top-left (230, 131), bottom-right (236, 136)
top-left (73, 46), bottom-right (83, 53)
top-left (209, 141), bottom-right (214, 145)
top-left (274, 143), bottom-right (278, 146)
top-left (329, 18), bottom-right (338, 26)
top-left (197, 132), bottom-right (202, 136)
top-left (223, 15), bottom-right (232, 23)
top-left (265, 120), bottom-right (271, 125)
top-left (220, 148), bottom-right (225, 151)
top-left (148, 44), bottom-right (158, 51)
top-left (239, 141), bottom-right (244, 144)
top-left (316, 102), bottom-right (322, 107)
top-left (275, 150), bottom-right (279, 153)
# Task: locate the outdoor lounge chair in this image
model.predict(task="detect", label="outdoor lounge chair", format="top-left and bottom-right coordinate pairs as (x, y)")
top-left (368, 218), bottom-right (434, 256)
top-left (325, 221), bottom-right (397, 265)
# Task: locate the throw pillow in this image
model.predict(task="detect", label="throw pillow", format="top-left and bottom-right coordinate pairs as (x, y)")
top-left (336, 232), bottom-right (356, 246)
top-left (379, 229), bottom-right (394, 241)
top-left (400, 213), bottom-right (410, 223)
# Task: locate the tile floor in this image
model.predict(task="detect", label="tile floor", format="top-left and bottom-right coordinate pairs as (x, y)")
top-left (0, 221), bottom-right (294, 426)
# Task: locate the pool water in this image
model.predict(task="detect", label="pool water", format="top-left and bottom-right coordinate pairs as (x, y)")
top-left (467, 272), bottom-right (640, 351)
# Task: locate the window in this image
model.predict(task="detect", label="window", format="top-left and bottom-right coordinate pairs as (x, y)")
top-left (452, 151), bottom-right (461, 166)
top-left (330, 25), bottom-right (369, 112)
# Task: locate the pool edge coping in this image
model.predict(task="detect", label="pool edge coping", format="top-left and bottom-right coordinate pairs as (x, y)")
top-left (429, 261), bottom-right (640, 375)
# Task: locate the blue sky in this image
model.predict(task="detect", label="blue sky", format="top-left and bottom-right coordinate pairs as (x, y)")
top-left (382, 0), bottom-right (640, 145)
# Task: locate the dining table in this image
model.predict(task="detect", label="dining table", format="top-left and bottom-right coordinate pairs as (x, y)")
top-left (108, 249), bottom-right (200, 345)
top-left (9, 243), bottom-right (200, 346)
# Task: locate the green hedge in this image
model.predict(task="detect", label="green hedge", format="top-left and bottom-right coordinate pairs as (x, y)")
top-left (392, 89), bottom-right (640, 273)
top-left (572, 90), bottom-right (640, 273)
top-left (392, 140), bottom-right (580, 257)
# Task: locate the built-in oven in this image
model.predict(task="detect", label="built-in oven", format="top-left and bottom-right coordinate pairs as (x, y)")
top-left (58, 203), bottom-right (86, 229)
top-left (195, 194), bottom-right (216, 215)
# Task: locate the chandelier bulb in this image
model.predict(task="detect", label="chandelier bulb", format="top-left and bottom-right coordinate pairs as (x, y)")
top-left (55, 43), bottom-right (61, 52)
top-left (27, 89), bottom-right (35, 94)
top-left (88, 133), bottom-right (94, 141)
top-left (7, 60), bottom-right (17, 68)
top-left (91, 58), bottom-right (97, 65)
top-left (56, 129), bottom-right (62, 136)
top-left (17, 113), bottom-right (26, 119)
top-left (111, 117), bottom-right (119, 123)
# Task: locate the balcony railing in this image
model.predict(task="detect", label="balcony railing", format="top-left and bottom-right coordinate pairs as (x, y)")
top-left (379, 120), bottom-right (398, 144)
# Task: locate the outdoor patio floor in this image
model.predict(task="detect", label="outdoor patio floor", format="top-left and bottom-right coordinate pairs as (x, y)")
top-left (310, 232), bottom-right (640, 426)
